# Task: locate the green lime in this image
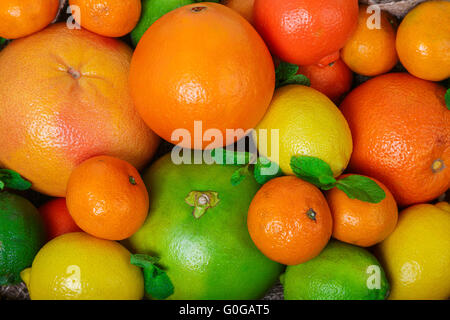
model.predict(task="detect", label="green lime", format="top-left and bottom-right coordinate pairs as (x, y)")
top-left (127, 153), bottom-right (283, 299)
top-left (0, 192), bottom-right (45, 285)
top-left (282, 240), bottom-right (390, 300)
top-left (131, 0), bottom-right (220, 47)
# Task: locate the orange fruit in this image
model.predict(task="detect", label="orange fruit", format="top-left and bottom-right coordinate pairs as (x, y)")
top-left (129, 3), bottom-right (274, 150)
top-left (340, 73), bottom-right (450, 207)
top-left (0, 0), bottom-right (59, 39)
top-left (341, 5), bottom-right (398, 76)
top-left (253, 0), bottom-right (358, 66)
top-left (326, 174), bottom-right (398, 247)
top-left (396, 0), bottom-right (450, 81)
top-left (66, 156), bottom-right (149, 241)
top-left (222, 0), bottom-right (255, 24)
top-left (69, 0), bottom-right (141, 37)
top-left (39, 198), bottom-right (82, 241)
top-left (0, 24), bottom-right (159, 197)
top-left (247, 176), bottom-right (333, 265)
top-left (297, 59), bottom-right (353, 104)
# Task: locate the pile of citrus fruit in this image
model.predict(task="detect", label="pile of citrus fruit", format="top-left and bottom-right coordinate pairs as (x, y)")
top-left (0, 0), bottom-right (448, 301)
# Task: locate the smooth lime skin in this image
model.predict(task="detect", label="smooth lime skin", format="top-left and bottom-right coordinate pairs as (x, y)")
top-left (127, 153), bottom-right (284, 300)
top-left (282, 240), bottom-right (390, 300)
top-left (131, 0), bottom-right (220, 46)
top-left (0, 192), bottom-right (45, 285)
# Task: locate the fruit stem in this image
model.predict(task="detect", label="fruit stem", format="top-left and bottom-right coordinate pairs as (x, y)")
top-left (306, 208), bottom-right (317, 222)
top-left (431, 159), bottom-right (445, 173)
top-left (185, 191), bottom-right (220, 219)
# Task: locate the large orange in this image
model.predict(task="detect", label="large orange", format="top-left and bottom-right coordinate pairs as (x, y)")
top-left (69, 0), bottom-right (141, 37)
top-left (341, 5), bottom-right (398, 76)
top-left (66, 156), bottom-right (149, 241)
top-left (39, 198), bottom-right (82, 241)
top-left (297, 59), bottom-right (353, 104)
top-left (253, 0), bottom-right (358, 66)
top-left (247, 176), bottom-right (333, 265)
top-left (0, 24), bottom-right (159, 197)
top-left (396, 0), bottom-right (450, 81)
top-left (0, 0), bottom-right (59, 39)
top-left (340, 73), bottom-right (449, 207)
top-left (222, 0), bottom-right (255, 24)
top-left (129, 3), bottom-right (275, 150)
top-left (326, 174), bottom-right (398, 247)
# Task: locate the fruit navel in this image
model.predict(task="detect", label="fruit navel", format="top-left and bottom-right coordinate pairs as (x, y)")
top-left (431, 159), bottom-right (445, 173)
top-left (67, 67), bottom-right (81, 79)
top-left (185, 191), bottom-right (220, 219)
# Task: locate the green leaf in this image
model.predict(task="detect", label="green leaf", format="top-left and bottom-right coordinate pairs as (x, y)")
top-left (0, 180), bottom-right (4, 191)
top-left (211, 148), bottom-right (252, 166)
top-left (0, 169), bottom-right (32, 191)
top-left (275, 61), bottom-right (311, 88)
top-left (336, 175), bottom-right (386, 204)
top-left (445, 88), bottom-right (450, 110)
top-left (253, 156), bottom-right (283, 184)
top-left (130, 254), bottom-right (174, 300)
top-left (290, 156), bottom-right (336, 189)
top-left (231, 166), bottom-right (250, 186)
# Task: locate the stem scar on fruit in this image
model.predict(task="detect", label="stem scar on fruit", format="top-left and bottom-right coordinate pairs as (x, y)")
top-left (431, 159), bottom-right (445, 173)
top-left (185, 191), bottom-right (220, 219)
top-left (129, 176), bottom-right (137, 185)
top-left (191, 6), bottom-right (207, 13)
top-left (67, 67), bottom-right (81, 80)
top-left (306, 208), bottom-right (317, 222)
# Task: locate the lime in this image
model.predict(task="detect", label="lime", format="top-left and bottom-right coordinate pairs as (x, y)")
top-left (21, 232), bottom-right (144, 300)
top-left (376, 202), bottom-right (450, 300)
top-left (131, 0), bottom-right (220, 46)
top-left (0, 192), bottom-right (45, 285)
top-left (127, 153), bottom-right (283, 299)
top-left (254, 85), bottom-right (353, 177)
top-left (282, 240), bottom-right (389, 300)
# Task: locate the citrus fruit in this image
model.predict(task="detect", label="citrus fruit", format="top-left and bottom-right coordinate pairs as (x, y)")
top-left (222, 0), bottom-right (255, 24)
top-left (326, 174), bottom-right (398, 247)
top-left (253, 0), bottom-right (358, 66)
top-left (254, 85), bottom-right (353, 177)
top-left (0, 0), bottom-right (59, 39)
top-left (0, 192), bottom-right (45, 285)
top-left (66, 156), bottom-right (149, 241)
top-left (131, 0), bottom-right (220, 47)
top-left (247, 176), bottom-right (332, 265)
top-left (340, 73), bottom-right (449, 206)
top-left (282, 240), bottom-right (389, 300)
top-left (341, 5), bottom-right (398, 76)
top-left (297, 59), bottom-right (353, 104)
top-left (376, 202), bottom-right (450, 300)
top-left (396, 0), bottom-right (450, 81)
top-left (0, 23), bottom-right (159, 197)
top-left (38, 198), bottom-right (82, 241)
top-left (127, 153), bottom-right (283, 300)
top-left (69, 0), bottom-right (141, 37)
top-left (21, 232), bottom-right (144, 300)
top-left (129, 3), bottom-right (275, 150)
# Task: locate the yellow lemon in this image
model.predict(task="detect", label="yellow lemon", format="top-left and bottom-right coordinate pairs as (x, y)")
top-left (21, 232), bottom-right (144, 300)
top-left (376, 202), bottom-right (450, 300)
top-left (254, 85), bottom-right (352, 176)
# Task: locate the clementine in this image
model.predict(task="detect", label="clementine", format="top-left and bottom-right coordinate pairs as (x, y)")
top-left (66, 156), bottom-right (149, 241)
top-left (69, 0), bottom-right (141, 37)
top-left (341, 5), bottom-right (398, 76)
top-left (326, 174), bottom-right (398, 247)
top-left (0, 0), bottom-right (59, 39)
top-left (39, 198), bottom-right (82, 241)
top-left (247, 176), bottom-right (333, 265)
top-left (297, 59), bottom-right (353, 104)
top-left (0, 24), bottom-right (159, 197)
top-left (222, 0), bottom-right (255, 24)
top-left (129, 3), bottom-right (275, 150)
top-left (340, 73), bottom-right (449, 206)
top-left (253, 0), bottom-right (358, 66)
top-left (396, 0), bottom-right (450, 81)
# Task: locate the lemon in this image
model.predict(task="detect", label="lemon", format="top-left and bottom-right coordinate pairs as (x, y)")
top-left (21, 232), bottom-right (144, 300)
top-left (376, 202), bottom-right (450, 300)
top-left (254, 85), bottom-right (352, 177)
